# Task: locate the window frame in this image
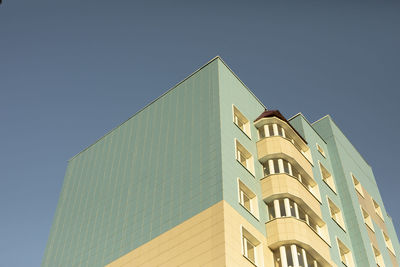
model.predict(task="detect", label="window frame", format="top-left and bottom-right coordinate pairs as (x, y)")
top-left (337, 238), bottom-right (354, 267)
top-left (241, 226), bottom-right (263, 266)
top-left (371, 244), bottom-right (385, 267)
top-left (233, 105), bottom-right (251, 138)
top-left (238, 178), bottom-right (259, 220)
top-left (319, 162), bottom-right (337, 193)
top-left (351, 174), bottom-right (365, 198)
top-left (235, 139), bottom-right (255, 176)
top-left (316, 143), bottom-right (326, 158)
top-left (372, 199), bottom-right (384, 221)
top-left (327, 197), bottom-right (346, 231)
top-left (382, 230), bottom-right (396, 256)
top-left (361, 207), bottom-right (375, 232)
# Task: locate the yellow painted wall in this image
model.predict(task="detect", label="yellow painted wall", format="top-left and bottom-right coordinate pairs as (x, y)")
top-left (106, 201), bottom-right (273, 267)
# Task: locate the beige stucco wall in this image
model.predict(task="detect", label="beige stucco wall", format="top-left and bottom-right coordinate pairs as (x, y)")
top-left (105, 201), bottom-right (273, 267)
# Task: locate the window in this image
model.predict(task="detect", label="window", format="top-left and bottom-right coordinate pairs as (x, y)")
top-left (383, 231), bottom-right (396, 255)
top-left (316, 143), bottom-right (326, 157)
top-left (351, 174), bottom-right (364, 197)
top-left (233, 105), bottom-right (251, 137)
top-left (328, 198), bottom-right (345, 230)
top-left (235, 140), bottom-right (255, 175)
top-left (263, 158), bottom-right (293, 177)
top-left (242, 227), bottom-right (262, 266)
top-left (258, 123), bottom-right (287, 139)
top-left (238, 179), bottom-right (259, 218)
top-left (337, 238), bottom-right (354, 267)
top-left (372, 245), bottom-right (385, 267)
top-left (319, 163), bottom-right (336, 193)
top-left (373, 199), bottom-right (384, 220)
top-left (273, 244), bottom-right (321, 267)
top-left (361, 207), bottom-right (374, 232)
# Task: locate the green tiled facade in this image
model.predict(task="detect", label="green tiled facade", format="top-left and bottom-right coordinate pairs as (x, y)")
top-left (43, 57), bottom-right (400, 267)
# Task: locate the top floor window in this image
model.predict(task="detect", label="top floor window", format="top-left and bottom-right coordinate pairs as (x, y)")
top-left (258, 123), bottom-right (288, 140)
top-left (316, 143), bottom-right (326, 157)
top-left (233, 105), bottom-right (251, 138)
top-left (352, 174), bottom-right (364, 197)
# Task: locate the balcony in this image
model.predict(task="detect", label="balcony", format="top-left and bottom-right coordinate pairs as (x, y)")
top-left (257, 136), bottom-right (313, 179)
top-left (266, 217), bottom-right (334, 267)
top-left (261, 173), bottom-right (322, 219)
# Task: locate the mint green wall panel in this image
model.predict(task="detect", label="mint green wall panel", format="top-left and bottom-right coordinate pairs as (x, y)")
top-left (289, 114), bottom-right (357, 267)
top-left (42, 60), bottom-right (223, 267)
top-left (217, 59), bottom-right (267, 234)
top-left (313, 116), bottom-right (400, 266)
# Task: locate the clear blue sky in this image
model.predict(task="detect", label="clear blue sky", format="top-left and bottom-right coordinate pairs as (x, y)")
top-left (1, 1), bottom-right (399, 266)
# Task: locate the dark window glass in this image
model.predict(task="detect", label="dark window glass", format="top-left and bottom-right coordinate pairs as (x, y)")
top-left (274, 160), bottom-right (280, 174)
top-left (279, 199), bottom-right (286, 217)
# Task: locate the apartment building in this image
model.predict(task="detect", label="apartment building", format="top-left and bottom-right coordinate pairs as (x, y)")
top-left (42, 57), bottom-right (400, 267)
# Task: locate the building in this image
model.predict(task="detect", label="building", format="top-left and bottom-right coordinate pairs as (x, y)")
top-left (42, 57), bottom-right (400, 267)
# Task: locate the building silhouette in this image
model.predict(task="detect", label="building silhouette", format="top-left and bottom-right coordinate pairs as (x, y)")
top-left (42, 57), bottom-right (400, 267)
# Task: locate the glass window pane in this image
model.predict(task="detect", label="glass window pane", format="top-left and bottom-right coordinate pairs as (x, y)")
top-left (268, 124), bottom-right (274, 136)
top-left (274, 160), bottom-right (280, 174)
top-left (280, 199), bottom-right (286, 217)
top-left (286, 245), bottom-right (294, 266)
top-left (298, 206), bottom-right (306, 221)
top-left (269, 204), bottom-right (276, 220)
top-left (243, 192), bottom-right (251, 211)
top-left (289, 199), bottom-right (295, 217)
top-left (283, 160), bottom-right (290, 174)
top-left (259, 127), bottom-right (265, 139)
top-left (278, 125), bottom-right (283, 136)
top-left (297, 246), bottom-right (304, 267)
top-left (246, 240), bottom-right (255, 262)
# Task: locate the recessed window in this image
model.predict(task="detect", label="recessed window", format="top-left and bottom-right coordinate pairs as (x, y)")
top-left (273, 244), bottom-right (321, 267)
top-left (320, 163), bottom-right (336, 193)
top-left (242, 227), bottom-right (262, 266)
top-left (233, 105), bottom-right (251, 138)
top-left (337, 238), bottom-right (354, 267)
top-left (258, 123), bottom-right (287, 139)
top-left (373, 199), bottom-right (384, 221)
top-left (235, 140), bottom-right (255, 175)
top-left (238, 179), bottom-right (259, 219)
top-left (316, 143), bottom-right (326, 157)
top-left (328, 198), bottom-right (345, 230)
top-left (383, 231), bottom-right (396, 255)
top-left (361, 207), bottom-right (374, 232)
top-left (351, 174), bottom-right (364, 197)
top-left (372, 245), bottom-right (385, 267)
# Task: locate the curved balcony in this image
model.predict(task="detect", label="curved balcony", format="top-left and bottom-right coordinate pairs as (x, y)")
top-left (261, 173), bottom-right (322, 219)
top-left (257, 136), bottom-right (313, 179)
top-left (266, 217), bottom-right (334, 267)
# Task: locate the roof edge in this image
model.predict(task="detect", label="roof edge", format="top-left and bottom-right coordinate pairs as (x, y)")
top-left (216, 57), bottom-right (267, 110)
top-left (69, 56), bottom-right (223, 161)
top-left (288, 112), bottom-right (328, 144)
